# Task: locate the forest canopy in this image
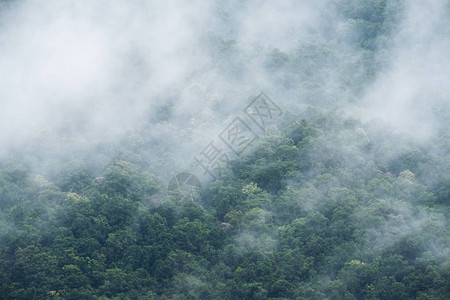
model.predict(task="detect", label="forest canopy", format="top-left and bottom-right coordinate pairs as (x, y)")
top-left (0, 0), bottom-right (449, 299)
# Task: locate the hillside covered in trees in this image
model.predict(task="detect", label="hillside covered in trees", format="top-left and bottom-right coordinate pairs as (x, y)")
top-left (0, 0), bottom-right (449, 299)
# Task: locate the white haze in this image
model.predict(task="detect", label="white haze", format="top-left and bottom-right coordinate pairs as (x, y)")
top-left (360, 0), bottom-right (450, 142)
top-left (0, 0), bottom-right (212, 154)
top-left (1, 0), bottom-right (449, 291)
top-left (0, 0), bottom-right (345, 160)
top-left (0, 0), bottom-right (447, 161)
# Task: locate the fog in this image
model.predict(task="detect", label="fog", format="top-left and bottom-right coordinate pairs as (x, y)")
top-left (360, 0), bottom-right (450, 142)
top-left (0, 0), bottom-right (210, 152)
top-left (0, 0), bottom-right (349, 160)
top-left (1, 0), bottom-right (449, 298)
top-left (1, 0), bottom-right (448, 236)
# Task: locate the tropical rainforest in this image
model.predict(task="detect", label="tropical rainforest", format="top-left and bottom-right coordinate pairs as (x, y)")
top-left (0, 0), bottom-right (449, 299)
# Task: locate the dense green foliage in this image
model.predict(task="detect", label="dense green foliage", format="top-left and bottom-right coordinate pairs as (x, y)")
top-left (1, 0), bottom-right (450, 299)
top-left (1, 110), bottom-right (449, 299)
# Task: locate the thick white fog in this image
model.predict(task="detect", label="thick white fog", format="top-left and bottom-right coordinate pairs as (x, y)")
top-left (361, 0), bottom-right (450, 141)
top-left (0, 1), bottom-right (449, 298)
top-left (0, 0), bottom-right (212, 153)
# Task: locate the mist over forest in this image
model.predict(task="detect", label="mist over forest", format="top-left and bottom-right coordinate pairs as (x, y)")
top-left (0, 0), bottom-right (449, 299)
